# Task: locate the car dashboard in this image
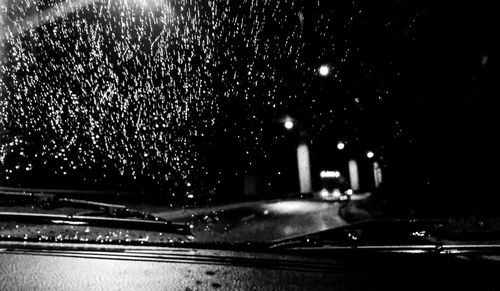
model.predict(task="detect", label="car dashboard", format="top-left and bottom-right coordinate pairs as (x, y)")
top-left (2, 241), bottom-right (500, 290)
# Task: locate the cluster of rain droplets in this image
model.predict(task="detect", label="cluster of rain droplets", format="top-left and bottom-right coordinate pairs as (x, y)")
top-left (0, 0), bottom-right (325, 195)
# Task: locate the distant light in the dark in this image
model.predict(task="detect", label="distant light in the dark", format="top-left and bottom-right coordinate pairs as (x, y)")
top-left (367, 151), bottom-right (374, 159)
top-left (284, 120), bottom-right (294, 130)
top-left (320, 170), bottom-right (340, 178)
top-left (337, 142), bottom-right (345, 150)
top-left (481, 55), bottom-right (489, 66)
top-left (319, 189), bottom-right (329, 199)
top-left (318, 65), bottom-right (330, 77)
top-left (320, 188), bottom-right (342, 200)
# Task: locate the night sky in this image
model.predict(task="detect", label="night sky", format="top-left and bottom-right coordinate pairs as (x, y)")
top-left (0, 0), bottom-right (498, 208)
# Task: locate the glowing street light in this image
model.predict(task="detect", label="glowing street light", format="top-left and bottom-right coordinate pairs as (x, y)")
top-left (280, 116), bottom-right (311, 194)
top-left (366, 151), bottom-right (374, 159)
top-left (337, 142), bottom-right (345, 150)
top-left (284, 119), bottom-right (294, 130)
top-left (318, 65), bottom-right (330, 77)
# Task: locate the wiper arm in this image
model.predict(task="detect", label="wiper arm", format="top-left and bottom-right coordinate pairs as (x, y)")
top-left (45, 196), bottom-right (161, 221)
top-left (1, 190), bottom-right (157, 220)
top-left (0, 189), bottom-right (191, 235)
top-left (268, 219), bottom-right (446, 250)
top-left (0, 211), bottom-right (192, 235)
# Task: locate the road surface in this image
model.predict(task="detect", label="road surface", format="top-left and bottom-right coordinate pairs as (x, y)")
top-left (156, 200), bottom-right (349, 243)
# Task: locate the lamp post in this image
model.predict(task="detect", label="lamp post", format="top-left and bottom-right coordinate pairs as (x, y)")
top-left (282, 117), bottom-right (312, 194)
top-left (278, 64), bottom-right (331, 194)
top-left (296, 142), bottom-right (312, 194)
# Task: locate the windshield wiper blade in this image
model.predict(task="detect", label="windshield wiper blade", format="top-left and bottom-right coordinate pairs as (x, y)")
top-left (0, 211), bottom-right (192, 235)
top-left (0, 190), bottom-right (160, 221)
top-left (268, 219), bottom-right (447, 250)
top-left (0, 189), bottom-right (192, 236)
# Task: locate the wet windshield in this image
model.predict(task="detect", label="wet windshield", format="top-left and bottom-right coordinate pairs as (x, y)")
top-left (0, 0), bottom-right (497, 245)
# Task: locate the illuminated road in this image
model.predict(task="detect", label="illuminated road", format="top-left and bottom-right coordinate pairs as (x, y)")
top-left (156, 200), bottom-right (349, 243)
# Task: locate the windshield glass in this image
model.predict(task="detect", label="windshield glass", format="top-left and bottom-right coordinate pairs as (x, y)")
top-left (0, 0), bottom-right (497, 245)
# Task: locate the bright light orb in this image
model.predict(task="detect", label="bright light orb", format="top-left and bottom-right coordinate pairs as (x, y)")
top-left (318, 65), bottom-right (330, 77)
top-left (337, 142), bottom-right (345, 150)
top-left (320, 170), bottom-right (340, 178)
top-left (367, 151), bottom-right (375, 159)
top-left (284, 120), bottom-right (294, 130)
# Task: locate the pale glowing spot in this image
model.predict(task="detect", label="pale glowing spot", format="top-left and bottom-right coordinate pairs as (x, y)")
top-left (319, 189), bottom-right (330, 198)
top-left (318, 65), bottom-right (330, 77)
top-left (319, 188), bottom-right (342, 200)
top-left (320, 170), bottom-right (340, 178)
top-left (265, 201), bottom-right (328, 214)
